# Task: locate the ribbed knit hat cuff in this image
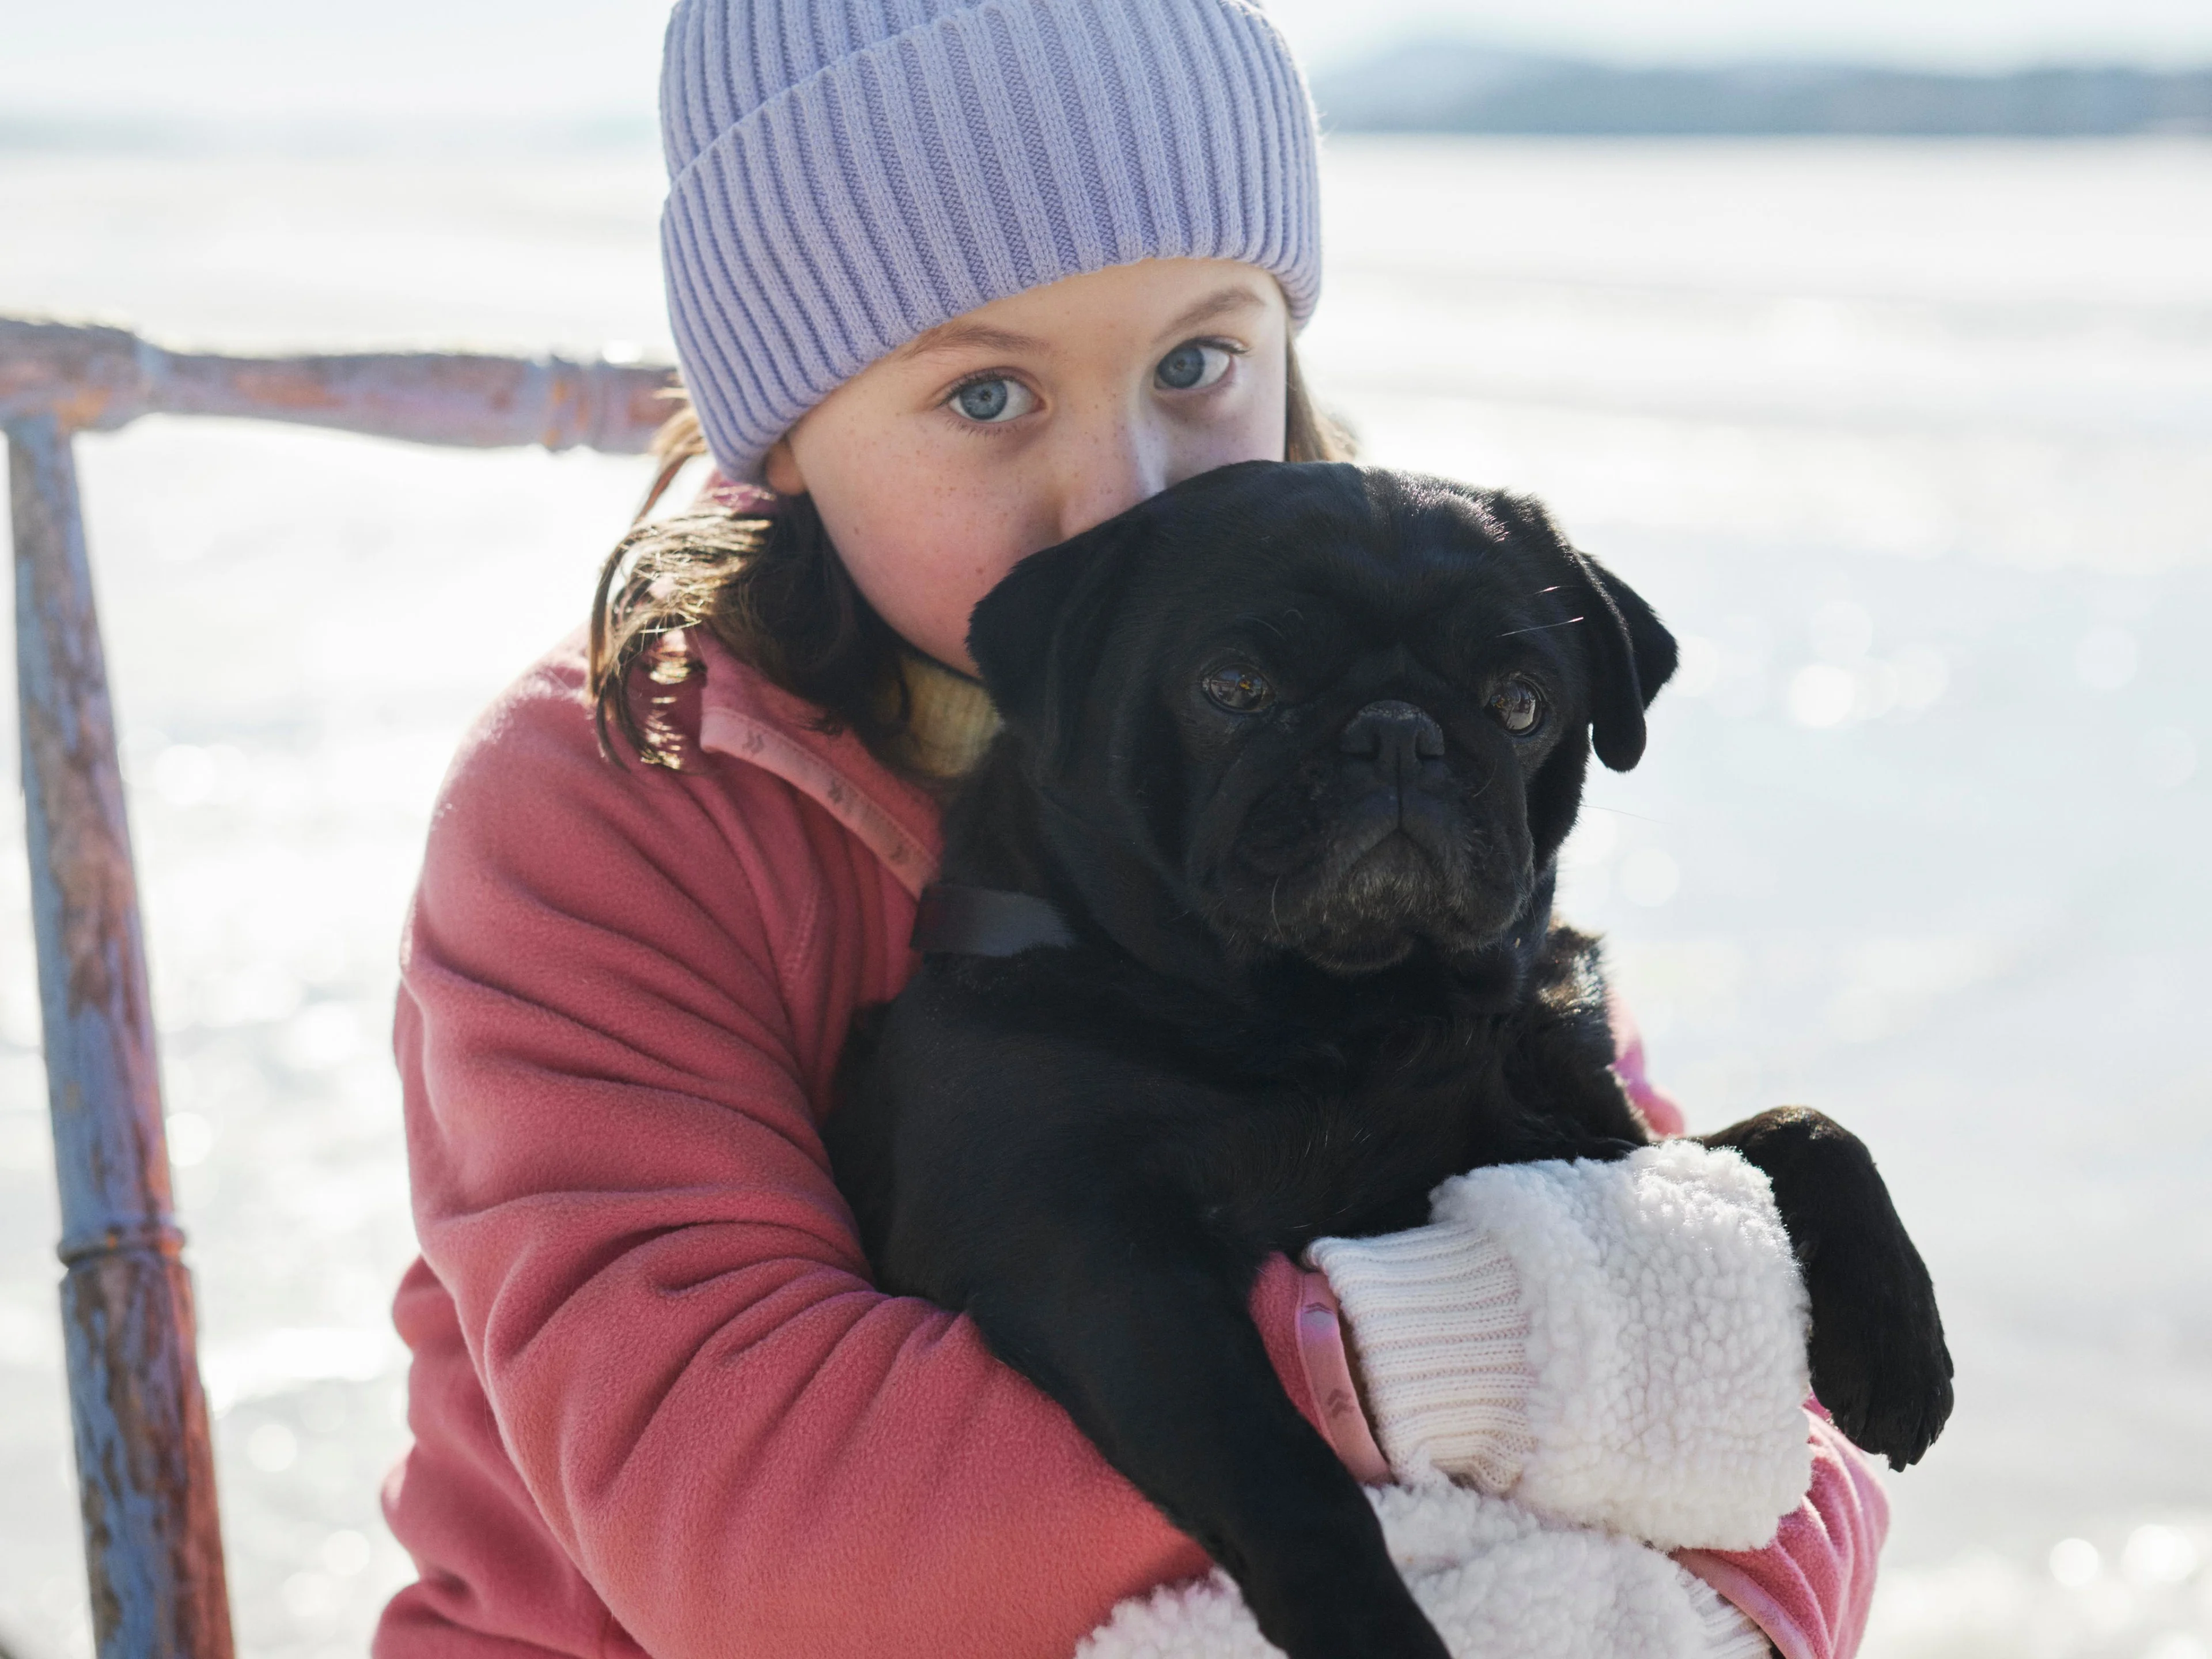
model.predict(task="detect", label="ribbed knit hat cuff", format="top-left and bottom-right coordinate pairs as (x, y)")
top-left (661, 0), bottom-right (1323, 481)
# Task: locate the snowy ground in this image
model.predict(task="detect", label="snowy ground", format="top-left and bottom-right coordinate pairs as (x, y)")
top-left (2, 135), bottom-right (2208, 1659)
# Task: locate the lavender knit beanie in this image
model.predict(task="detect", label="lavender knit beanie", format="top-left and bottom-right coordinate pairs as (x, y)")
top-left (660, 0), bottom-right (1323, 481)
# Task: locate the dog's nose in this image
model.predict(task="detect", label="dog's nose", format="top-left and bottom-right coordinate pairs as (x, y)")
top-left (1339, 699), bottom-right (1447, 774)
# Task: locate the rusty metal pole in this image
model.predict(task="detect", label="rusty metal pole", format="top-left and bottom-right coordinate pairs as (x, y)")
top-left (7, 412), bottom-right (234, 1659)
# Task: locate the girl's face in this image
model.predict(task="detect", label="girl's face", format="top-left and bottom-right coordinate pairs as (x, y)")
top-left (763, 257), bottom-right (1290, 675)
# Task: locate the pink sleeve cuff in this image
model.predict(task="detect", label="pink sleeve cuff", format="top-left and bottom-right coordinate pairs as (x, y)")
top-left (1248, 1255), bottom-right (1390, 1484)
top-left (1293, 1268), bottom-right (1393, 1484)
top-left (1675, 1408), bottom-right (1889, 1659)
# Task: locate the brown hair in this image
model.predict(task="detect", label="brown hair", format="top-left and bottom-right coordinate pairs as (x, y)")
top-left (589, 342), bottom-right (1354, 770)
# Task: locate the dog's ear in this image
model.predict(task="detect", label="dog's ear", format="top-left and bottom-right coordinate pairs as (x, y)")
top-left (1484, 492), bottom-right (1676, 771)
top-left (967, 516), bottom-right (1145, 766)
top-left (1570, 546), bottom-right (1677, 771)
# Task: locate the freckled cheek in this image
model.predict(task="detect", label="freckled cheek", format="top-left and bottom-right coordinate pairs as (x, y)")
top-left (1168, 389), bottom-right (1285, 480)
top-left (927, 523), bottom-right (1031, 621)
top-left (840, 496), bottom-right (1036, 662)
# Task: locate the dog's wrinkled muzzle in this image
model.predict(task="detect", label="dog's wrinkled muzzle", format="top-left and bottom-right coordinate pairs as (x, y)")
top-left (1339, 699), bottom-right (1446, 770)
top-left (1335, 699), bottom-right (1461, 868)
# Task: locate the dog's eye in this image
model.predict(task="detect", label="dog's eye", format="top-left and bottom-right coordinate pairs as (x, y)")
top-left (1202, 665), bottom-right (1276, 714)
top-left (1487, 677), bottom-right (1544, 734)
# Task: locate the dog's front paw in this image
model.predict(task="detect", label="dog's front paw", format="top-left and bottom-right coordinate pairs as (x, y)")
top-left (1802, 1195), bottom-right (1953, 1470)
top-left (1704, 1107), bottom-right (1954, 1470)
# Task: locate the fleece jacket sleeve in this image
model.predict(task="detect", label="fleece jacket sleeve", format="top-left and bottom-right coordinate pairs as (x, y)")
top-left (389, 658), bottom-right (1336, 1659)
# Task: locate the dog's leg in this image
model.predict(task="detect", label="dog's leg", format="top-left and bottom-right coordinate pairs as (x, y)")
top-left (956, 1183), bottom-right (1450, 1659)
top-left (1699, 1107), bottom-right (1953, 1468)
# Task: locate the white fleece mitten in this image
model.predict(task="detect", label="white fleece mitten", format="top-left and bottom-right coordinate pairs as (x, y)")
top-left (1308, 1141), bottom-right (1812, 1551)
top-left (1077, 1482), bottom-right (1771, 1659)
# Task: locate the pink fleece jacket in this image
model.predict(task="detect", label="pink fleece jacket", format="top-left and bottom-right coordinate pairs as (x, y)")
top-left (376, 628), bottom-right (1883, 1659)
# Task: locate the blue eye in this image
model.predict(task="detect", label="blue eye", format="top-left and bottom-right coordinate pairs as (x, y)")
top-left (1156, 342), bottom-right (1233, 392)
top-left (950, 376), bottom-right (1036, 423)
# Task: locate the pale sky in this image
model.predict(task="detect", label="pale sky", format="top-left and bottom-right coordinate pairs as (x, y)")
top-left (3, 0), bottom-right (2210, 124)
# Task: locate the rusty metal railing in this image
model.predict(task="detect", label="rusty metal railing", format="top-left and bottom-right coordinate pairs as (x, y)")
top-left (2, 316), bottom-right (675, 1659)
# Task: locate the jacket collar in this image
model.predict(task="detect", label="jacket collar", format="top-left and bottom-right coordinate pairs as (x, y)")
top-left (688, 627), bottom-right (943, 898)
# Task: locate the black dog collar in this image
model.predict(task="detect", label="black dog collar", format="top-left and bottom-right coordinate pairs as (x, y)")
top-left (910, 882), bottom-right (1077, 957)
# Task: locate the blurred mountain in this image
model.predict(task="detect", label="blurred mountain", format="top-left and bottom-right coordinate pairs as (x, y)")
top-left (1312, 44), bottom-right (2212, 135)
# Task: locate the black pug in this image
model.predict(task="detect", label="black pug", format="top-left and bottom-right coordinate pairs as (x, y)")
top-left (827, 461), bottom-right (1950, 1659)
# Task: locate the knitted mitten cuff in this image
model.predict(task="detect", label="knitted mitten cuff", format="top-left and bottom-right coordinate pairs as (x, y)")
top-left (1305, 1224), bottom-right (1537, 1491)
top-left (1310, 1142), bottom-right (1813, 1551)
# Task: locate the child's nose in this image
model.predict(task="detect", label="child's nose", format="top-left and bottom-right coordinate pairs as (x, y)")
top-left (1050, 417), bottom-right (1169, 545)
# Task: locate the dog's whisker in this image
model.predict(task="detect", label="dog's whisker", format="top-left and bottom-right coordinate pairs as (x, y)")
top-left (1234, 611), bottom-right (1291, 643)
top-left (1490, 616), bottom-right (1586, 641)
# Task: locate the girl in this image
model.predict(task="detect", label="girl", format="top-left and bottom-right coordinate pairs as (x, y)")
top-left (374, 2), bottom-right (1885, 1656)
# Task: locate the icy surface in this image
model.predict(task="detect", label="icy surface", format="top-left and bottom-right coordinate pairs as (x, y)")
top-left (2, 137), bottom-right (2208, 1659)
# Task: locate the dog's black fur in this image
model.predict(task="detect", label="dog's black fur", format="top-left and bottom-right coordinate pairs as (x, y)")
top-left (827, 463), bottom-right (1951, 1659)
